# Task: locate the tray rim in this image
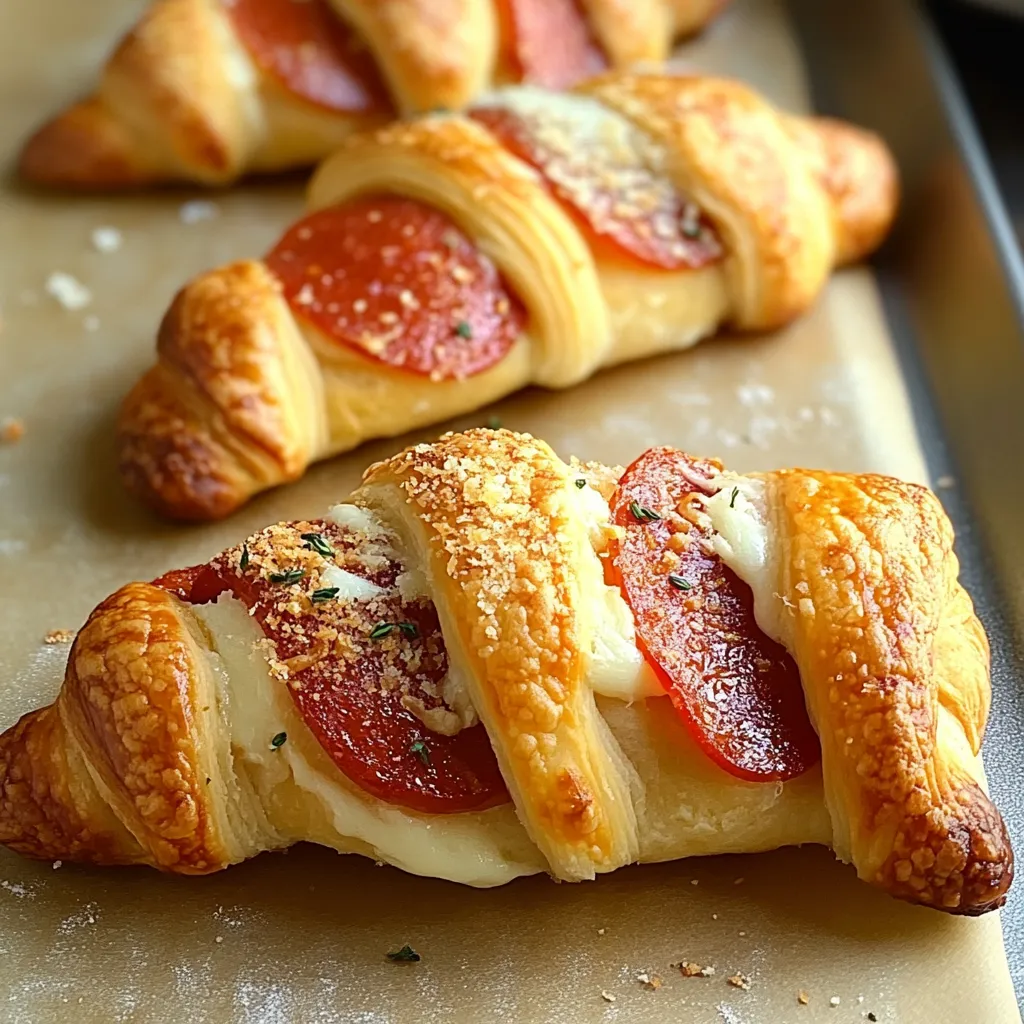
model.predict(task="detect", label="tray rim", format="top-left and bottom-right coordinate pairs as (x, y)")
top-left (788, 0), bottom-right (1024, 1009)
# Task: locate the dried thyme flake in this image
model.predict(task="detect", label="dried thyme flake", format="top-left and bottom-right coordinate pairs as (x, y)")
top-left (386, 945), bottom-right (421, 963)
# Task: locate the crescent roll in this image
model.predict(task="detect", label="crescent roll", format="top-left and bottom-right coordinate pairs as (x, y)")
top-left (0, 430), bottom-right (1011, 916)
top-left (19, 0), bottom-right (729, 187)
top-left (116, 71), bottom-right (899, 520)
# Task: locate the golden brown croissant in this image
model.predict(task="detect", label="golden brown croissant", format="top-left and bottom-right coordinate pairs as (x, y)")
top-left (1, 430), bottom-right (1011, 915)
top-left (116, 71), bottom-right (899, 520)
top-left (19, 0), bottom-right (729, 187)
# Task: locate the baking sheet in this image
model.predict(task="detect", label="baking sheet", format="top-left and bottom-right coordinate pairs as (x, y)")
top-left (0, 1), bottom-right (1019, 1021)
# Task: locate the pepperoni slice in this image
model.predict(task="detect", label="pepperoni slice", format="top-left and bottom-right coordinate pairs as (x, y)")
top-left (226, 0), bottom-right (390, 113)
top-left (495, 0), bottom-right (607, 89)
top-left (156, 521), bottom-right (509, 814)
top-left (266, 196), bottom-right (526, 380)
top-left (607, 448), bottom-right (820, 781)
top-left (470, 99), bottom-right (723, 270)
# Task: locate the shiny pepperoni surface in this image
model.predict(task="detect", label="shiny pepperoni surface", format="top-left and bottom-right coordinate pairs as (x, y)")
top-left (156, 520), bottom-right (509, 814)
top-left (226, 0), bottom-right (389, 112)
top-left (265, 196), bottom-right (527, 380)
top-left (470, 103), bottom-right (723, 270)
top-left (607, 448), bottom-right (820, 781)
top-left (495, 0), bottom-right (607, 89)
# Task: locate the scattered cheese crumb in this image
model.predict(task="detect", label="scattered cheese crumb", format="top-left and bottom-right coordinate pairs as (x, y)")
top-left (712, 913), bottom-right (718, 920)
top-left (676, 961), bottom-right (715, 978)
top-left (636, 973), bottom-right (662, 990)
top-left (797, 990), bottom-right (810, 1005)
top-left (294, 283), bottom-right (315, 306)
top-left (45, 272), bottom-right (92, 310)
top-left (600, 991), bottom-right (616, 1003)
top-left (738, 931), bottom-right (746, 937)
top-left (52, 861), bottom-right (62, 870)
top-left (214, 935), bottom-right (224, 944)
top-left (690, 879), bottom-right (699, 886)
top-left (90, 226), bottom-right (122, 253)
top-left (179, 200), bottom-right (219, 225)
top-left (727, 974), bottom-right (750, 991)
top-left (829, 996), bottom-right (841, 1008)
top-left (43, 629), bottom-right (75, 645)
top-left (596, 927), bottom-right (606, 936)
top-left (1, 418), bottom-right (25, 444)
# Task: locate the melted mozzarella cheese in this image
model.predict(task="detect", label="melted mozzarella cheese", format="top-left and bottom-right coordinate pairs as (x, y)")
top-left (326, 502), bottom-right (389, 537)
top-left (192, 594), bottom-right (543, 887)
top-left (568, 481), bottom-right (664, 703)
top-left (702, 475), bottom-right (788, 644)
top-left (330, 501), bottom-right (480, 735)
top-left (320, 564), bottom-right (385, 601)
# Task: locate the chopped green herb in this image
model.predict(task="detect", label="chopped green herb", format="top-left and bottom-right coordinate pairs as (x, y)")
top-left (239, 543), bottom-right (250, 572)
top-left (486, 416), bottom-right (503, 430)
top-left (410, 739), bottom-right (431, 766)
top-left (370, 621), bottom-right (418, 640)
top-left (628, 501), bottom-right (662, 523)
top-left (270, 732), bottom-right (287, 749)
top-left (301, 532), bottom-right (334, 558)
top-left (454, 320), bottom-right (473, 339)
top-left (269, 568), bottom-right (305, 585)
top-left (575, 478), bottom-right (587, 489)
top-left (311, 587), bottom-right (340, 604)
top-left (386, 945), bottom-right (421, 963)
top-left (668, 574), bottom-right (693, 591)
top-left (729, 486), bottom-right (739, 509)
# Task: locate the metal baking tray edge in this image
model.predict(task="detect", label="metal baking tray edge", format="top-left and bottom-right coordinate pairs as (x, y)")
top-left (788, 0), bottom-right (1024, 1006)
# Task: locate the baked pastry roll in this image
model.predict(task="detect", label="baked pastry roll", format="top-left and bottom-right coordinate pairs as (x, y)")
top-left (19, 0), bottom-right (729, 186)
top-left (116, 71), bottom-right (899, 519)
top-left (0, 430), bottom-right (1011, 915)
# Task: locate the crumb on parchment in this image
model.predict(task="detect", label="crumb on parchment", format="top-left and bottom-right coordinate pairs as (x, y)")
top-left (727, 974), bottom-right (751, 991)
top-left (90, 227), bottom-right (122, 253)
top-left (636, 973), bottom-right (662, 990)
top-left (45, 272), bottom-right (91, 310)
top-left (43, 629), bottom-right (75, 645)
top-left (675, 961), bottom-right (715, 978)
top-left (1, 418), bottom-right (24, 443)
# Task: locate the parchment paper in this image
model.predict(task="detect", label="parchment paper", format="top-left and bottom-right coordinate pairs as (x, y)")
top-left (0, 1), bottom-right (1019, 1021)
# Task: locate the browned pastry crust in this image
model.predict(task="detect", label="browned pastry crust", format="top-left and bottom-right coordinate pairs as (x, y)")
top-left (0, 584), bottom-right (229, 871)
top-left (767, 470), bottom-right (1012, 914)
top-left (116, 72), bottom-right (899, 520)
top-left (19, 0), bottom-right (731, 188)
top-left (21, 0), bottom-right (259, 187)
top-left (0, 430), bottom-right (1013, 914)
top-left (118, 261), bottom-right (323, 520)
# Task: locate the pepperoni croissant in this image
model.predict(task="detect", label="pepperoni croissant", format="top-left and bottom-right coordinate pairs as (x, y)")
top-left (19, 0), bottom-right (729, 187)
top-left (0, 430), bottom-right (1012, 915)
top-left (117, 72), bottom-right (899, 520)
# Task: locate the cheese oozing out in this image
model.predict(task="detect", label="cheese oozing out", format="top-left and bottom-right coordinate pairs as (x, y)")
top-left (326, 502), bottom-right (477, 731)
top-left (319, 564), bottom-right (386, 600)
top-left (700, 475), bottom-right (789, 645)
top-left (192, 593), bottom-right (543, 886)
top-left (566, 479), bottom-right (664, 703)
